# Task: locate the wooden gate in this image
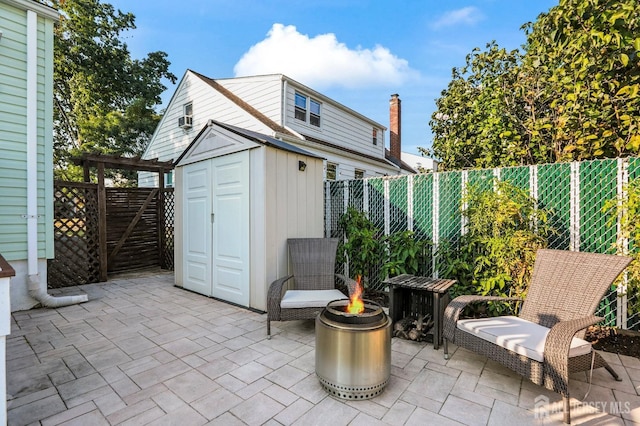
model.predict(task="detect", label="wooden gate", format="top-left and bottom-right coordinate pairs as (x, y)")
top-left (105, 187), bottom-right (161, 273)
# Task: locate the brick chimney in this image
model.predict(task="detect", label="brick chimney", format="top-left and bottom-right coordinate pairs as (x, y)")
top-left (389, 94), bottom-right (401, 161)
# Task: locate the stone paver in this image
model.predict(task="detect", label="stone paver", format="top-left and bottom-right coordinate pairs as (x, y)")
top-left (230, 392), bottom-right (285, 425)
top-left (292, 396), bottom-right (359, 426)
top-left (6, 270), bottom-right (639, 425)
top-left (440, 394), bottom-right (491, 426)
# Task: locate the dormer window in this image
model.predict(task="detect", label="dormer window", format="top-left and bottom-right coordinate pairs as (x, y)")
top-left (310, 99), bottom-right (321, 127)
top-left (295, 92), bottom-right (321, 127)
top-left (372, 128), bottom-right (378, 145)
top-left (295, 93), bottom-right (307, 121)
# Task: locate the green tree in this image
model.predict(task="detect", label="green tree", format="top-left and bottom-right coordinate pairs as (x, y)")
top-left (427, 0), bottom-right (640, 170)
top-left (522, 0), bottom-right (640, 161)
top-left (426, 43), bottom-right (528, 170)
top-left (49, 0), bottom-right (176, 182)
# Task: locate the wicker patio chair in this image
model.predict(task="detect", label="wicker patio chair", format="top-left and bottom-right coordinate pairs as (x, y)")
top-left (443, 249), bottom-right (632, 424)
top-left (267, 238), bottom-right (352, 338)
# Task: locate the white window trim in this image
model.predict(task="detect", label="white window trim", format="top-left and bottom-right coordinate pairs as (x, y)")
top-left (294, 93), bottom-right (307, 122)
top-left (294, 92), bottom-right (322, 128)
top-left (309, 98), bottom-right (321, 127)
top-left (326, 162), bottom-right (338, 181)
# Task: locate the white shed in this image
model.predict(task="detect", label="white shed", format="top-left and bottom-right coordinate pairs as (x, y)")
top-left (174, 120), bottom-right (325, 311)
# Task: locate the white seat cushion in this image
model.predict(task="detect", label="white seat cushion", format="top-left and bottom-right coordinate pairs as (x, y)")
top-left (457, 316), bottom-right (592, 363)
top-left (280, 289), bottom-right (347, 309)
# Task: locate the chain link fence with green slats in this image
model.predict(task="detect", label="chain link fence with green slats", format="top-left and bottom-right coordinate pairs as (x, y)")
top-left (325, 157), bottom-right (640, 331)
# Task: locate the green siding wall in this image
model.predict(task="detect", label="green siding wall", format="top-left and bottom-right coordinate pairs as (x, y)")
top-left (0, 1), bottom-right (55, 261)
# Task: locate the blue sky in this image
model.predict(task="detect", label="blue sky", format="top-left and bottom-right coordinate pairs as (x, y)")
top-left (108, 0), bottom-right (558, 156)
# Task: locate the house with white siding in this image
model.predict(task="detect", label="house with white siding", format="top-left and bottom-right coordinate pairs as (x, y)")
top-left (140, 70), bottom-right (415, 186)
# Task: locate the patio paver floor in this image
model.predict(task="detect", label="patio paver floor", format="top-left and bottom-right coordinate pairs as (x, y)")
top-left (7, 271), bottom-right (640, 425)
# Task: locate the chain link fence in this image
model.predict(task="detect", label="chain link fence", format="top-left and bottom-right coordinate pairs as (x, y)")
top-left (325, 157), bottom-right (640, 331)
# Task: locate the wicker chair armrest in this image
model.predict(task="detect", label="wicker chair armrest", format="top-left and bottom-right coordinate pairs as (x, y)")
top-left (267, 275), bottom-right (294, 319)
top-left (444, 295), bottom-right (522, 323)
top-left (543, 315), bottom-right (601, 394)
top-left (443, 295), bottom-right (522, 341)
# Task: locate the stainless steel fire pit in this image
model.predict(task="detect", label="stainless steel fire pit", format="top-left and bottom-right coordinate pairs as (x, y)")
top-left (315, 299), bottom-right (391, 400)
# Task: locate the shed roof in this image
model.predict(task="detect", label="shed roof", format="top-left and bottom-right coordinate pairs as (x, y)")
top-left (174, 120), bottom-right (324, 167)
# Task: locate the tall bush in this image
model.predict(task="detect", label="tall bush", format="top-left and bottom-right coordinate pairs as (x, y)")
top-left (338, 207), bottom-right (431, 288)
top-left (440, 180), bottom-right (553, 314)
top-left (337, 207), bottom-right (385, 286)
top-left (603, 179), bottom-right (640, 315)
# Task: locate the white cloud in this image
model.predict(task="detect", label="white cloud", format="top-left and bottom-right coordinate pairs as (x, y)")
top-left (431, 7), bottom-right (484, 29)
top-left (233, 24), bottom-right (418, 89)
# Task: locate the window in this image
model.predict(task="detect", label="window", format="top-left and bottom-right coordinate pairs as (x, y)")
top-left (164, 171), bottom-right (174, 188)
top-left (295, 93), bottom-right (307, 121)
top-left (326, 163), bottom-right (337, 181)
top-left (354, 169), bottom-right (365, 179)
top-left (178, 102), bottom-right (193, 128)
top-left (310, 99), bottom-right (321, 127)
top-left (372, 128), bottom-right (378, 145)
top-left (295, 93), bottom-right (322, 127)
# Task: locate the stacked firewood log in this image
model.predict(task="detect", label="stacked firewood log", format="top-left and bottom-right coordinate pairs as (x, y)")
top-left (393, 314), bottom-right (434, 341)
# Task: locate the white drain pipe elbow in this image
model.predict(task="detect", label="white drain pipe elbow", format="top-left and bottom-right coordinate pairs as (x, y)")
top-left (27, 275), bottom-right (88, 308)
top-left (25, 10), bottom-right (88, 309)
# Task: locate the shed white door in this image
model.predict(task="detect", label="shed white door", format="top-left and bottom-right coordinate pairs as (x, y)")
top-left (183, 151), bottom-right (250, 306)
top-left (183, 163), bottom-right (212, 296)
top-left (212, 152), bottom-right (250, 306)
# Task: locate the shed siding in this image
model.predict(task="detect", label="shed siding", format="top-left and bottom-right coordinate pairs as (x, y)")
top-left (264, 149), bottom-right (324, 301)
top-left (0, 3), bottom-right (54, 261)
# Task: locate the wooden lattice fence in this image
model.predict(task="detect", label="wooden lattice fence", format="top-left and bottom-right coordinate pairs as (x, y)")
top-left (161, 189), bottom-right (175, 270)
top-left (48, 183), bottom-right (101, 288)
top-left (48, 182), bottom-right (175, 288)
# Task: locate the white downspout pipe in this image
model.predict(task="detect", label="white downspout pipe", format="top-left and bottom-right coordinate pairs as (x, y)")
top-left (25, 10), bottom-right (87, 307)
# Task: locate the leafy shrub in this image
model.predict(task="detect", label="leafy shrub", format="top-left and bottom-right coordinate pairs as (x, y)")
top-left (337, 207), bottom-right (385, 286)
top-left (338, 207), bottom-right (431, 287)
top-left (440, 180), bottom-right (553, 314)
top-left (603, 179), bottom-right (640, 316)
top-left (381, 230), bottom-right (431, 279)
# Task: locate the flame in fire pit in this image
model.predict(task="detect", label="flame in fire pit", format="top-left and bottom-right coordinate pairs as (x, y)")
top-left (347, 276), bottom-right (364, 314)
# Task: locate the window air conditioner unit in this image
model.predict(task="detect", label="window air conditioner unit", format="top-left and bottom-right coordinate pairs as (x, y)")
top-left (178, 115), bottom-right (192, 129)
